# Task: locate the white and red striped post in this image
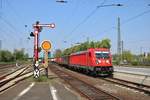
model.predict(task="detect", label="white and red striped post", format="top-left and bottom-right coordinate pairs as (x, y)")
top-left (32, 21), bottom-right (55, 78)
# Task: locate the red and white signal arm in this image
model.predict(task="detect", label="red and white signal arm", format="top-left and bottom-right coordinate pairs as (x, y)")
top-left (49, 23), bottom-right (55, 28)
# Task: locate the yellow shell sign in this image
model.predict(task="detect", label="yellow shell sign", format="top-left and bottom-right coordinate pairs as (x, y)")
top-left (41, 40), bottom-right (51, 51)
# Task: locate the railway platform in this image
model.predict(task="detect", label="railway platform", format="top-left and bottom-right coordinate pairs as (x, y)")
top-left (0, 66), bottom-right (81, 100)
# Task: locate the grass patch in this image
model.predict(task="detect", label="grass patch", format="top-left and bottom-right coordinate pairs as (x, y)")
top-left (27, 74), bottom-right (58, 83)
top-left (32, 75), bottom-right (49, 82)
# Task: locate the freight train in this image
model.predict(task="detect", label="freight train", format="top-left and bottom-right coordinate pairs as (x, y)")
top-left (51, 48), bottom-right (113, 76)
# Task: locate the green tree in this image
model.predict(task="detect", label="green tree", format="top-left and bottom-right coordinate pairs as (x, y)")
top-left (73, 45), bottom-right (80, 53)
top-left (61, 38), bottom-right (111, 56)
top-left (95, 41), bottom-right (101, 48)
top-left (80, 42), bottom-right (88, 51)
top-left (13, 49), bottom-right (28, 61)
top-left (122, 50), bottom-right (133, 63)
top-left (89, 41), bottom-right (95, 48)
top-left (0, 50), bottom-right (14, 62)
top-left (112, 54), bottom-right (119, 65)
top-left (0, 49), bottom-right (28, 62)
top-left (54, 49), bottom-right (62, 57)
top-left (99, 39), bottom-right (111, 49)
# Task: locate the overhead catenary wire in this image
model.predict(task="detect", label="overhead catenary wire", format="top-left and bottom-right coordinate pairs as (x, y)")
top-left (0, 28), bottom-right (17, 49)
top-left (61, 0), bottom-right (107, 42)
top-left (122, 9), bottom-right (150, 25)
top-left (5, 0), bottom-right (26, 27)
top-left (0, 29), bottom-right (7, 40)
top-left (0, 28), bottom-right (22, 48)
top-left (0, 16), bottom-right (22, 36)
top-left (62, 2), bottom-right (150, 45)
top-left (67, 0), bottom-right (81, 24)
top-left (0, 16), bottom-right (27, 49)
top-left (1, 0), bottom-right (27, 40)
top-left (0, 18), bottom-right (20, 41)
top-left (63, 5), bottom-right (150, 52)
top-left (5, 0), bottom-right (26, 36)
top-left (92, 9), bottom-right (150, 38)
top-left (0, 26), bottom-right (16, 40)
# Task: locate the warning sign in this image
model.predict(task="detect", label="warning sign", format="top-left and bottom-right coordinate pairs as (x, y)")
top-left (41, 40), bottom-right (51, 51)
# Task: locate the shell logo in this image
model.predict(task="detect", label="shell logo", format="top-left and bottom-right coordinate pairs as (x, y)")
top-left (41, 40), bottom-right (51, 51)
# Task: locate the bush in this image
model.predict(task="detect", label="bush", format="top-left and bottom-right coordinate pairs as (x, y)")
top-left (131, 60), bottom-right (138, 66)
top-left (112, 60), bottom-right (119, 65)
top-left (0, 50), bottom-right (14, 62)
top-left (0, 49), bottom-right (29, 62)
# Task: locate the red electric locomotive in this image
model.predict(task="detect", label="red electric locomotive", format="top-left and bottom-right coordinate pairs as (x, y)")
top-left (69, 48), bottom-right (113, 76)
top-left (54, 48), bottom-right (113, 76)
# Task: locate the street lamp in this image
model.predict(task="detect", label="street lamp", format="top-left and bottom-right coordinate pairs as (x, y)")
top-left (56, 0), bottom-right (67, 3)
top-left (97, 4), bottom-right (123, 8)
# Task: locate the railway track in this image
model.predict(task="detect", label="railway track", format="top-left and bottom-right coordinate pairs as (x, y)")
top-left (50, 64), bottom-right (121, 100)
top-left (0, 64), bottom-right (33, 93)
top-left (0, 64), bottom-right (16, 70)
top-left (102, 77), bottom-right (150, 95)
top-left (0, 64), bottom-right (26, 79)
top-left (0, 63), bottom-right (24, 76)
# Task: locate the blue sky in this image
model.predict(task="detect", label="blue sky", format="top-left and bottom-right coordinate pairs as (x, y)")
top-left (0, 0), bottom-right (150, 57)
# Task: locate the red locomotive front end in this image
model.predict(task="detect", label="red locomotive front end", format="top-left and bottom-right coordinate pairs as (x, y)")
top-left (92, 48), bottom-right (113, 75)
top-left (69, 48), bottom-right (113, 76)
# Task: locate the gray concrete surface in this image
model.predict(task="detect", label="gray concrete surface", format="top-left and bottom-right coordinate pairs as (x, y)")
top-left (15, 82), bottom-right (53, 100)
top-left (114, 66), bottom-right (150, 76)
top-left (0, 81), bottom-right (31, 100)
top-left (113, 66), bottom-right (150, 86)
top-left (113, 72), bottom-right (150, 86)
top-left (0, 75), bottom-right (80, 100)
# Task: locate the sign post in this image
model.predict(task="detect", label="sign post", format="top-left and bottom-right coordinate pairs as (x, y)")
top-left (32, 21), bottom-right (55, 78)
top-left (33, 22), bottom-right (40, 78)
top-left (41, 40), bottom-right (51, 78)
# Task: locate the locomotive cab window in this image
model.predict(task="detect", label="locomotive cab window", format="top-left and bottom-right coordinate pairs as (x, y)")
top-left (95, 51), bottom-right (110, 59)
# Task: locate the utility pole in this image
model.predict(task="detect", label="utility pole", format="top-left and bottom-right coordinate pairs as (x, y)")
top-left (117, 17), bottom-right (122, 64)
top-left (32, 21), bottom-right (55, 78)
top-left (87, 37), bottom-right (89, 44)
top-left (140, 47), bottom-right (143, 55)
top-left (0, 40), bottom-right (2, 50)
top-left (121, 40), bottom-right (124, 52)
top-left (87, 37), bottom-right (89, 42)
top-left (140, 47), bottom-right (143, 62)
top-left (121, 40), bottom-right (124, 62)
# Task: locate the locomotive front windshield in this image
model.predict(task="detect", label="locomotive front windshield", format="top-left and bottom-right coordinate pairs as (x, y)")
top-left (95, 51), bottom-right (110, 59)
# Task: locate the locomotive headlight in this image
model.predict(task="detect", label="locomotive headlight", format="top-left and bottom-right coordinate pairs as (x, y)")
top-left (96, 60), bottom-right (99, 64)
top-left (98, 60), bottom-right (101, 63)
top-left (96, 59), bottom-right (101, 64)
top-left (106, 60), bottom-right (110, 64)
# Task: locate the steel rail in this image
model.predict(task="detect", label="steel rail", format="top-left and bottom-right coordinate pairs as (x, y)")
top-left (0, 66), bottom-right (30, 87)
top-left (0, 64), bottom-right (16, 69)
top-left (50, 64), bottom-right (121, 100)
top-left (102, 77), bottom-right (150, 95)
top-left (0, 66), bottom-right (44, 93)
top-left (0, 64), bottom-right (31, 80)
